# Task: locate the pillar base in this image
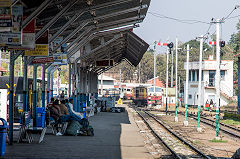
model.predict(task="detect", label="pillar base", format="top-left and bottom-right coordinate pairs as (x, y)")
top-left (197, 127), bottom-right (203, 132)
top-left (184, 120), bottom-right (188, 126)
top-left (174, 116), bottom-right (178, 122)
top-left (215, 136), bottom-right (221, 140)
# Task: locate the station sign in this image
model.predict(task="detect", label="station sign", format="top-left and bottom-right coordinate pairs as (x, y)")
top-left (96, 59), bottom-right (114, 67)
top-left (32, 57), bottom-right (54, 64)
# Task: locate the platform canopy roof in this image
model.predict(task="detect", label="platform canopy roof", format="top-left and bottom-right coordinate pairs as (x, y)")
top-left (19, 0), bottom-right (150, 72)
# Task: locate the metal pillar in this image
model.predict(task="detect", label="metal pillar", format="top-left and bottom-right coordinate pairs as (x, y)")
top-left (23, 56), bottom-right (28, 112)
top-left (50, 71), bottom-right (54, 98)
top-left (42, 64), bottom-right (46, 109)
top-left (165, 48), bottom-right (169, 115)
top-left (68, 64), bottom-right (72, 97)
top-left (184, 44), bottom-right (190, 126)
top-left (33, 65), bottom-right (37, 127)
top-left (47, 70), bottom-right (50, 104)
top-left (9, 51), bottom-right (15, 145)
top-left (175, 38), bottom-right (178, 122)
top-left (197, 35), bottom-right (203, 132)
top-left (238, 57), bottom-right (240, 114)
top-left (215, 19), bottom-right (221, 137)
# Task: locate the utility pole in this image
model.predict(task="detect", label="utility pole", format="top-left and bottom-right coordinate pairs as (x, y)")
top-left (154, 41), bottom-right (157, 95)
top-left (197, 35), bottom-right (204, 132)
top-left (175, 38), bottom-right (178, 122)
top-left (166, 47), bottom-right (169, 115)
top-left (184, 44), bottom-right (190, 126)
top-left (215, 19), bottom-right (221, 139)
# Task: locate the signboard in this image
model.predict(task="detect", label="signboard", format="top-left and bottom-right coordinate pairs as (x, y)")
top-left (12, 5), bottom-right (23, 33)
top-left (96, 59), bottom-right (114, 67)
top-left (25, 44), bottom-right (49, 56)
top-left (0, 4), bottom-right (23, 46)
top-left (0, 0), bottom-right (12, 31)
top-left (9, 17), bottom-right (35, 49)
top-left (32, 57), bottom-right (54, 64)
top-left (51, 36), bottom-right (64, 53)
top-left (25, 29), bottom-right (48, 56)
top-left (52, 53), bottom-right (67, 65)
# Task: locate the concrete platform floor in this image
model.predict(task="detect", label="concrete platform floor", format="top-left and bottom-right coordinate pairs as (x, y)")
top-left (3, 105), bottom-right (151, 159)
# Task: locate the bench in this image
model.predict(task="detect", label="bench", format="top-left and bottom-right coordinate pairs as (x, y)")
top-left (18, 112), bottom-right (46, 143)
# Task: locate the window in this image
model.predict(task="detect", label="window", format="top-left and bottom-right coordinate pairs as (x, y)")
top-left (189, 70), bottom-right (191, 81)
top-left (192, 70), bottom-right (195, 81)
top-left (221, 70), bottom-right (225, 80)
top-left (188, 94), bottom-right (192, 99)
top-left (196, 70), bottom-right (199, 81)
top-left (209, 70), bottom-right (216, 87)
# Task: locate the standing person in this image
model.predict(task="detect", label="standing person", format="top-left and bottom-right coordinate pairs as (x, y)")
top-left (210, 99), bottom-right (213, 111)
top-left (60, 91), bottom-right (65, 101)
top-left (205, 99), bottom-right (209, 111)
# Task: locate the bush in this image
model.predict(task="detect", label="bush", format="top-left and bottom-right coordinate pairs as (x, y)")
top-left (223, 112), bottom-right (240, 121)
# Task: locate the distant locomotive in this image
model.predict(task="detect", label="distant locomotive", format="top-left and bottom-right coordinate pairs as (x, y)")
top-left (132, 86), bottom-right (148, 106)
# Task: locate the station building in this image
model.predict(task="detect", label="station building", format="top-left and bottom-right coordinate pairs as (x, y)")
top-left (184, 56), bottom-right (233, 107)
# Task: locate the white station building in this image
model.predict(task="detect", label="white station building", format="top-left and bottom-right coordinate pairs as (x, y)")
top-left (184, 56), bottom-right (233, 107)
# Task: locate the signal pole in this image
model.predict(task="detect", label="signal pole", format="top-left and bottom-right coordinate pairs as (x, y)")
top-left (175, 38), bottom-right (178, 122)
top-left (166, 47), bottom-right (169, 115)
top-left (184, 44), bottom-right (190, 126)
top-left (215, 19), bottom-right (222, 139)
top-left (197, 35), bottom-right (204, 132)
top-left (154, 41), bottom-right (157, 95)
top-left (171, 49), bottom-right (174, 87)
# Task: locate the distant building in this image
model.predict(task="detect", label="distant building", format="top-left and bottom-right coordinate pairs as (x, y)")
top-left (184, 57), bottom-right (233, 107)
top-left (146, 76), bottom-right (165, 87)
top-left (98, 74), bottom-right (116, 95)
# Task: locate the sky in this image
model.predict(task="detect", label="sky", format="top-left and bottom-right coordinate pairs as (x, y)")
top-left (134, 0), bottom-right (240, 53)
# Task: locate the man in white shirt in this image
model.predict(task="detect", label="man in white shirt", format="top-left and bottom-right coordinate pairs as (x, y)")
top-left (68, 98), bottom-right (84, 119)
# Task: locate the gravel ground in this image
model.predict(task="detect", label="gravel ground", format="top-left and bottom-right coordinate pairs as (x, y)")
top-left (150, 110), bottom-right (240, 158)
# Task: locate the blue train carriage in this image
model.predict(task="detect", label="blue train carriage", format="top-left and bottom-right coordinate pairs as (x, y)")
top-left (132, 86), bottom-right (148, 106)
top-left (0, 76), bottom-right (45, 122)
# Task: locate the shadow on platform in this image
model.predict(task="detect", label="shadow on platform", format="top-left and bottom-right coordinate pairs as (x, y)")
top-left (3, 111), bottom-right (130, 159)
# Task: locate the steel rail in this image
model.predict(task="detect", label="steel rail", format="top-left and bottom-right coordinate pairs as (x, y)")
top-left (134, 107), bottom-right (181, 159)
top-left (144, 110), bottom-right (211, 159)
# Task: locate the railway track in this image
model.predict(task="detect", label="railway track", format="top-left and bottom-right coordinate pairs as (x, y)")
top-left (134, 107), bottom-right (211, 159)
top-left (149, 109), bottom-right (240, 140)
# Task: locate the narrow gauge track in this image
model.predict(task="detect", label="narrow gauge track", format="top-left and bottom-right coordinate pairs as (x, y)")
top-left (149, 109), bottom-right (240, 140)
top-left (134, 107), bottom-right (211, 159)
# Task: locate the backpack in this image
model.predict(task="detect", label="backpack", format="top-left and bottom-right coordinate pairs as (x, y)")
top-left (65, 120), bottom-right (81, 136)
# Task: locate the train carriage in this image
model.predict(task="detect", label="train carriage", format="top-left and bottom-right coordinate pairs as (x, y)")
top-left (132, 86), bottom-right (148, 106)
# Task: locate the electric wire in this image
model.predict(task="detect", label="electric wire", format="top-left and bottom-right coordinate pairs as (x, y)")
top-left (148, 12), bottom-right (210, 25)
top-left (223, 5), bottom-right (240, 21)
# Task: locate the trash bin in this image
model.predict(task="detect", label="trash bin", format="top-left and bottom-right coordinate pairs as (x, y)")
top-left (0, 118), bottom-right (8, 157)
top-left (36, 107), bottom-right (45, 128)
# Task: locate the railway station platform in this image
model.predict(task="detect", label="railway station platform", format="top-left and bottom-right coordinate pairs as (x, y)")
top-left (3, 105), bottom-right (151, 159)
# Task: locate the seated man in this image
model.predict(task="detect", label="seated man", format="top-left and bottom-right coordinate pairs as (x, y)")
top-left (59, 98), bottom-right (84, 123)
top-left (67, 98), bottom-right (84, 119)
